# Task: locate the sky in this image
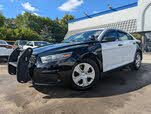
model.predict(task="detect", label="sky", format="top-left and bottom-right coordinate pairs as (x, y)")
top-left (0, 0), bottom-right (137, 19)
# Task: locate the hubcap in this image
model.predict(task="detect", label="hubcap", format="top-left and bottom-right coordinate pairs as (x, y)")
top-left (72, 63), bottom-right (95, 87)
top-left (135, 54), bottom-right (141, 68)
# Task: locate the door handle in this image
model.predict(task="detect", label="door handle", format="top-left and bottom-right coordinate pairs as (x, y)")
top-left (118, 44), bottom-right (123, 46)
top-left (133, 42), bottom-right (136, 45)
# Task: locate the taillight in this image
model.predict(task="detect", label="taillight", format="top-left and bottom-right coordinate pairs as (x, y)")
top-left (0, 45), bottom-right (13, 49)
top-left (6, 45), bottom-right (13, 49)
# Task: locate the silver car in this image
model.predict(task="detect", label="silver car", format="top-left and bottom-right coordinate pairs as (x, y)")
top-left (0, 40), bottom-right (13, 59)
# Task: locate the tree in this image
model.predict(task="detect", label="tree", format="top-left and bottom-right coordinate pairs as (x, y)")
top-left (0, 27), bottom-right (42, 41)
top-left (131, 33), bottom-right (142, 40)
top-left (15, 12), bottom-right (54, 41)
top-left (61, 14), bottom-right (74, 25)
top-left (18, 28), bottom-right (42, 41)
top-left (0, 11), bottom-right (75, 42)
top-left (0, 13), bottom-right (5, 27)
top-left (5, 18), bottom-right (16, 29)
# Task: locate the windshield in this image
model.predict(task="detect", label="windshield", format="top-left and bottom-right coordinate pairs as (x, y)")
top-left (63, 30), bottom-right (103, 43)
top-left (34, 41), bottom-right (50, 47)
top-left (0, 40), bottom-right (7, 45)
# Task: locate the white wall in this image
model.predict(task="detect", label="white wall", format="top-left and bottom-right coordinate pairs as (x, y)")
top-left (69, 7), bottom-right (138, 32)
top-left (68, 0), bottom-right (151, 33)
top-left (137, 0), bottom-right (151, 32)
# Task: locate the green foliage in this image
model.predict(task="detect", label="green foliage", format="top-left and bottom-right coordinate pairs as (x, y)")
top-left (61, 14), bottom-right (74, 25)
top-left (0, 27), bottom-right (42, 41)
top-left (0, 13), bottom-right (5, 27)
top-left (0, 12), bottom-right (74, 42)
top-left (17, 28), bottom-right (42, 41)
top-left (131, 33), bottom-right (142, 40)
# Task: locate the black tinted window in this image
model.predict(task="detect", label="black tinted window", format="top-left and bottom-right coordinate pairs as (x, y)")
top-left (102, 30), bottom-right (117, 42)
top-left (127, 34), bottom-right (134, 40)
top-left (63, 30), bottom-right (102, 43)
top-left (118, 31), bottom-right (132, 41)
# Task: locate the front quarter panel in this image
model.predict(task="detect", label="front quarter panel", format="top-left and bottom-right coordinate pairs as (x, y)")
top-left (31, 42), bottom-right (103, 84)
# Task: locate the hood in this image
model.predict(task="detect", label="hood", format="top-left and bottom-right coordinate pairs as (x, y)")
top-left (32, 42), bottom-right (90, 55)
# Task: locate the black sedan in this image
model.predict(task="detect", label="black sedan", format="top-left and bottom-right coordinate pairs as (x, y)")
top-left (8, 28), bottom-right (142, 90)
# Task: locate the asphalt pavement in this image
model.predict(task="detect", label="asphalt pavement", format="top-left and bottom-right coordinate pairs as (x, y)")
top-left (0, 54), bottom-right (151, 114)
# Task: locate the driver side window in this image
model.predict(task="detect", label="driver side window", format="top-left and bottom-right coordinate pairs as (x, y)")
top-left (102, 30), bottom-right (118, 43)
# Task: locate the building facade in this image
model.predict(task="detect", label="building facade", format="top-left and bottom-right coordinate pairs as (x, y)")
top-left (68, 0), bottom-right (151, 52)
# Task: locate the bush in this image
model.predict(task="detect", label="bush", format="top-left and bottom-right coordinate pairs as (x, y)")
top-left (0, 12), bottom-right (75, 42)
top-left (0, 27), bottom-right (42, 41)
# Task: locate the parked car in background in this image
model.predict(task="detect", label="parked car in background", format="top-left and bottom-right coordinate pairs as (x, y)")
top-left (8, 28), bottom-right (142, 90)
top-left (6, 41), bottom-right (15, 45)
top-left (23, 41), bottom-right (50, 49)
top-left (14, 40), bottom-right (28, 48)
top-left (0, 40), bottom-right (13, 59)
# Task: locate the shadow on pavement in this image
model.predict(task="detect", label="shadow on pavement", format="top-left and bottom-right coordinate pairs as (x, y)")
top-left (0, 58), bottom-right (8, 64)
top-left (33, 63), bottom-right (151, 99)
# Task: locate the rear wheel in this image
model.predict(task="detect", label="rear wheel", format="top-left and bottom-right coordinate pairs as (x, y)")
top-left (71, 59), bottom-right (100, 90)
top-left (130, 52), bottom-right (142, 70)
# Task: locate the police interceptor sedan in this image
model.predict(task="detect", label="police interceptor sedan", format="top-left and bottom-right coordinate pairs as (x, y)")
top-left (8, 28), bottom-right (142, 90)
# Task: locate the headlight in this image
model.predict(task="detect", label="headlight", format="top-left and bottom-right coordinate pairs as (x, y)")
top-left (40, 52), bottom-right (72, 63)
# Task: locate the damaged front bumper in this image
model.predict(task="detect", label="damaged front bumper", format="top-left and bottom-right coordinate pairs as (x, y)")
top-left (8, 48), bottom-right (74, 85)
top-left (8, 48), bottom-right (33, 83)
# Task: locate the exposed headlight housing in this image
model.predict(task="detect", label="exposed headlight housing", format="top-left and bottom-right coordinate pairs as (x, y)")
top-left (40, 52), bottom-right (72, 64)
top-left (29, 55), bottom-right (36, 64)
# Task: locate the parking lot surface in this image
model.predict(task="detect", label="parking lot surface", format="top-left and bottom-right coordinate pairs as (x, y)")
top-left (0, 54), bottom-right (151, 114)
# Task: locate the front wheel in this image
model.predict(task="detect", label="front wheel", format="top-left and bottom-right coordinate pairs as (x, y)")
top-left (130, 52), bottom-right (142, 70)
top-left (71, 59), bottom-right (100, 90)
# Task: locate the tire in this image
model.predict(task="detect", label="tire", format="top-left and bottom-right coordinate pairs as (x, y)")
top-left (130, 52), bottom-right (142, 70)
top-left (71, 59), bottom-right (100, 90)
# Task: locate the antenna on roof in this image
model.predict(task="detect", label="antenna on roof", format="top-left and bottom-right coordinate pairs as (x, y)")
top-left (84, 12), bottom-right (92, 18)
top-left (108, 4), bottom-right (117, 11)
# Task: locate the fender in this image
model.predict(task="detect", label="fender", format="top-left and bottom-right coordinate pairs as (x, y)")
top-left (73, 42), bottom-right (103, 72)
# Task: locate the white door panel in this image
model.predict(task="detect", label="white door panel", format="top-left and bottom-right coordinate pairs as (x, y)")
top-left (102, 42), bottom-right (122, 72)
top-left (118, 40), bottom-right (137, 64)
top-left (117, 31), bottom-right (137, 65)
top-left (101, 30), bottom-right (137, 72)
top-left (117, 41), bottom-right (128, 63)
top-left (127, 40), bottom-right (137, 63)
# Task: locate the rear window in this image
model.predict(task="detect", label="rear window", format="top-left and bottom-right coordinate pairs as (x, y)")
top-left (0, 40), bottom-right (7, 45)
